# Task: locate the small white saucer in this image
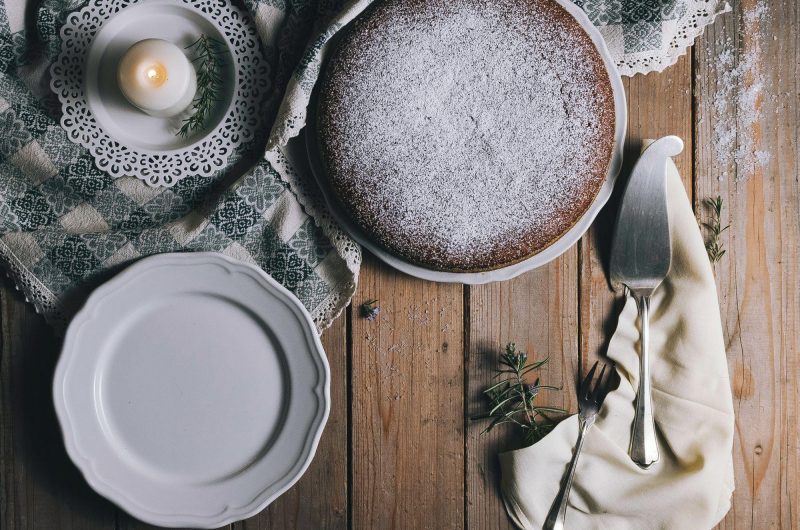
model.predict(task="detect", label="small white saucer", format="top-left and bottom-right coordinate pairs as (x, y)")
top-left (54, 253), bottom-right (330, 528)
top-left (50, 0), bottom-right (270, 187)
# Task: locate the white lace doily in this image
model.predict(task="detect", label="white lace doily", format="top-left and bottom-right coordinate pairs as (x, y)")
top-left (50, 0), bottom-right (270, 187)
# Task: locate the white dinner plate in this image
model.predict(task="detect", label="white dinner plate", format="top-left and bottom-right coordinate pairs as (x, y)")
top-left (304, 0), bottom-right (626, 284)
top-left (53, 253), bottom-right (330, 528)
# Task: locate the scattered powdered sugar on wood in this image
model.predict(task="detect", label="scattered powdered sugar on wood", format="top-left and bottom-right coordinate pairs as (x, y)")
top-left (318, 0), bottom-right (614, 270)
top-left (708, 0), bottom-right (770, 180)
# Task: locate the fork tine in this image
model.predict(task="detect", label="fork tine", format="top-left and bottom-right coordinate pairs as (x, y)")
top-left (582, 361), bottom-right (599, 399)
top-left (598, 363), bottom-right (618, 404)
top-left (592, 363), bottom-right (608, 400)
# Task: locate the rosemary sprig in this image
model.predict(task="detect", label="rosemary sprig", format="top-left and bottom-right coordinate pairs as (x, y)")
top-left (703, 196), bottom-right (729, 263)
top-left (472, 343), bottom-right (563, 445)
top-left (177, 35), bottom-right (227, 138)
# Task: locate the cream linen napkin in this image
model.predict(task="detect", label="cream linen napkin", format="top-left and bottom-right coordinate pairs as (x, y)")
top-left (500, 147), bottom-right (735, 529)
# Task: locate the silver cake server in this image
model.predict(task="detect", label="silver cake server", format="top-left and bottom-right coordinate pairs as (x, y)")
top-left (609, 136), bottom-right (684, 468)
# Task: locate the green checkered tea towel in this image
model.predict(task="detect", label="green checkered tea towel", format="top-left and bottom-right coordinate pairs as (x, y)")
top-left (0, 0), bottom-right (729, 331)
top-left (0, 0), bottom-right (361, 331)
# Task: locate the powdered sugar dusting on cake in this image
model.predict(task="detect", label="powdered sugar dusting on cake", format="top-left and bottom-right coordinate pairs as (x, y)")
top-left (318, 0), bottom-right (615, 271)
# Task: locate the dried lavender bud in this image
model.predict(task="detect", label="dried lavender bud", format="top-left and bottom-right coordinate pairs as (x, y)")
top-left (359, 299), bottom-right (380, 321)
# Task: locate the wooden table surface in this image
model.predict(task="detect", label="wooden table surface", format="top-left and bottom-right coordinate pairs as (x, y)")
top-left (2, 1), bottom-right (798, 529)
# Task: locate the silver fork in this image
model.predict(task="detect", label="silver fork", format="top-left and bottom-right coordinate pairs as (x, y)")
top-left (543, 362), bottom-right (615, 530)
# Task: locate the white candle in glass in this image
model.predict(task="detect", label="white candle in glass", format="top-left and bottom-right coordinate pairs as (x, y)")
top-left (117, 39), bottom-right (197, 118)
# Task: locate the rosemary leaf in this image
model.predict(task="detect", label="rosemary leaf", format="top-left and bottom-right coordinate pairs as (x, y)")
top-left (177, 35), bottom-right (228, 138)
top-left (483, 379), bottom-right (511, 394)
top-left (531, 406), bottom-right (568, 414)
top-left (702, 195), bottom-right (730, 264)
top-left (489, 396), bottom-right (518, 416)
top-left (472, 343), bottom-right (564, 445)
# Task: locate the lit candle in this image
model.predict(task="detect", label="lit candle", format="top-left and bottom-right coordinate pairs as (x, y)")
top-left (117, 39), bottom-right (197, 118)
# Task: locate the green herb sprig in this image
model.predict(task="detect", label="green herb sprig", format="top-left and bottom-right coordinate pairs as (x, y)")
top-left (177, 35), bottom-right (227, 138)
top-left (703, 196), bottom-right (729, 263)
top-left (472, 343), bottom-right (563, 445)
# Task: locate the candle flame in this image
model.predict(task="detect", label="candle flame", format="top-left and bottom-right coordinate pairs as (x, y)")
top-left (144, 64), bottom-right (167, 87)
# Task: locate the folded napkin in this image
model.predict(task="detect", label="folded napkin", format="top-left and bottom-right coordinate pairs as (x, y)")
top-left (0, 0), bottom-right (359, 330)
top-left (500, 148), bottom-right (735, 529)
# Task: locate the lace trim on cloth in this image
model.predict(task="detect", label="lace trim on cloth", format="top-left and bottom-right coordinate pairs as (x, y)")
top-left (0, 0), bottom-right (362, 335)
top-left (0, 0), bottom-right (730, 337)
top-left (605, 1), bottom-right (732, 76)
top-left (0, 238), bottom-right (65, 328)
top-left (268, 0), bottom-right (375, 150)
top-left (267, 0), bottom-right (733, 161)
top-left (265, 148), bottom-right (361, 331)
top-left (256, 2), bottom-right (373, 331)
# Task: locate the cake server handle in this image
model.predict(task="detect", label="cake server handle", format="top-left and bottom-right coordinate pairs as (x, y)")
top-left (629, 294), bottom-right (659, 468)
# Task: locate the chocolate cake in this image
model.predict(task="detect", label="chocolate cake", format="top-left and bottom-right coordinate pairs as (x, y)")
top-left (316, 0), bottom-right (616, 272)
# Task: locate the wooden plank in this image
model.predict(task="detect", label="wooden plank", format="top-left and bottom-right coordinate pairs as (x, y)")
top-left (466, 250), bottom-right (580, 529)
top-left (350, 254), bottom-right (464, 529)
top-left (116, 514), bottom-right (217, 530)
top-left (580, 53), bottom-right (694, 372)
top-left (234, 313), bottom-right (349, 530)
top-left (623, 55), bottom-right (694, 183)
top-left (694, 0), bottom-right (800, 528)
top-left (0, 281), bottom-right (117, 530)
top-left (2, 5), bottom-right (798, 530)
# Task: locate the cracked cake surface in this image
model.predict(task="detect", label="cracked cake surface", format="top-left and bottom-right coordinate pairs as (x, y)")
top-left (316, 0), bottom-right (616, 272)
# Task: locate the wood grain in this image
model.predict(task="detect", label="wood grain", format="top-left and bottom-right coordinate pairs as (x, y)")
top-left (235, 314), bottom-right (349, 530)
top-left (0, 282), bottom-right (117, 530)
top-left (466, 250), bottom-right (580, 529)
top-left (2, 1), bottom-right (799, 529)
top-left (694, 1), bottom-right (800, 528)
top-left (350, 254), bottom-right (465, 530)
top-left (580, 53), bottom-right (695, 372)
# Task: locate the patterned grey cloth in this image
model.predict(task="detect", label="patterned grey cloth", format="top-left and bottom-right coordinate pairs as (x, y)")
top-left (0, 0), bottom-right (360, 331)
top-left (575, 0), bottom-right (730, 75)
